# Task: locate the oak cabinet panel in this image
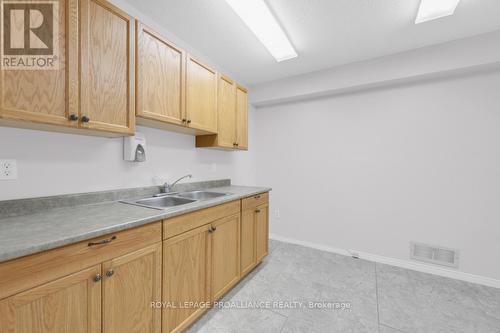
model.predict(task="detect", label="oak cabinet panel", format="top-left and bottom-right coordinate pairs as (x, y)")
top-left (240, 194), bottom-right (270, 276)
top-left (241, 192), bottom-right (269, 211)
top-left (136, 23), bottom-right (185, 126)
top-left (211, 214), bottom-right (241, 301)
top-left (235, 85), bottom-right (248, 150)
top-left (185, 55), bottom-right (217, 134)
top-left (0, 0), bottom-right (79, 128)
top-left (80, 0), bottom-right (135, 135)
top-left (195, 79), bottom-right (248, 150)
top-left (103, 243), bottom-right (162, 333)
top-left (163, 225), bottom-right (212, 333)
top-left (0, 265), bottom-right (101, 333)
top-left (255, 204), bottom-right (270, 262)
top-left (215, 75), bottom-right (237, 148)
top-left (240, 209), bottom-right (257, 277)
top-left (1, 0), bottom-right (135, 136)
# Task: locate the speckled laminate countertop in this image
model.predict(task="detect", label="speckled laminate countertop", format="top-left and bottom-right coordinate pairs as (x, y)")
top-left (0, 185), bottom-right (270, 263)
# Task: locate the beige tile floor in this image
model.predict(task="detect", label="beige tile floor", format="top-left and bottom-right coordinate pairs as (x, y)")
top-left (188, 240), bottom-right (500, 333)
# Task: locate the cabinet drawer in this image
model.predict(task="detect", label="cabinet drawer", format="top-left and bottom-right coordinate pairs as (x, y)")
top-left (0, 222), bottom-right (161, 300)
top-left (241, 192), bottom-right (269, 211)
top-left (163, 201), bottom-right (240, 239)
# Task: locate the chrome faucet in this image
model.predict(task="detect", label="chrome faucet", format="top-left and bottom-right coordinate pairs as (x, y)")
top-left (164, 174), bottom-right (192, 193)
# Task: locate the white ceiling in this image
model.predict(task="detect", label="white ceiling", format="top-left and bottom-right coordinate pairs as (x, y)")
top-left (125, 0), bottom-right (500, 85)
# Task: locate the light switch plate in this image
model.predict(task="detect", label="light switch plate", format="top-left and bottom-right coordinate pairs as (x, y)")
top-left (0, 159), bottom-right (18, 180)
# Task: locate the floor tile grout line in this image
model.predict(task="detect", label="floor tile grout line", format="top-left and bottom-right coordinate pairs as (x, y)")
top-left (379, 323), bottom-right (408, 333)
top-left (375, 262), bottom-right (381, 333)
top-left (278, 316), bottom-right (288, 333)
top-left (267, 308), bottom-right (288, 319)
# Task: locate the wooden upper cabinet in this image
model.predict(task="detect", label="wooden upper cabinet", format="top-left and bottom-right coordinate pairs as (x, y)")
top-left (235, 85), bottom-right (249, 150)
top-left (0, 0), bottom-right (79, 128)
top-left (216, 75), bottom-right (237, 147)
top-left (136, 22), bottom-right (185, 126)
top-left (80, 0), bottom-right (135, 135)
top-left (0, 265), bottom-right (101, 333)
top-left (195, 78), bottom-right (248, 150)
top-left (102, 243), bottom-right (162, 333)
top-left (185, 55), bottom-right (217, 134)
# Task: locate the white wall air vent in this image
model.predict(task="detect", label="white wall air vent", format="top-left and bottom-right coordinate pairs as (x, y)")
top-left (410, 242), bottom-right (459, 268)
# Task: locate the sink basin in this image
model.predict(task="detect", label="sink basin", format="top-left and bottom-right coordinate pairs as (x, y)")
top-left (134, 196), bottom-right (196, 209)
top-left (120, 189), bottom-right (229, 210)
top-left (177, 191), bottom-right (228, 200)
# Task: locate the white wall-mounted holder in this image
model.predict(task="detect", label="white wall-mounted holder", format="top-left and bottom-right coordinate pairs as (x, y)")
top-left (124, 132), bottom-right (146, 162)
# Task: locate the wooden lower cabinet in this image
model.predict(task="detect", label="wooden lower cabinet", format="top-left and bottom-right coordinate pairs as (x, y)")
top-left (211, 214), bottom-right (241, 301)
top-left (240, 200), bottom-right (270, 276)
top-left (240, 208), bottom-right (257, 276)
top-left (103, 243), bottom-right (162, 333)
top-left (162, 196), bottom-right (269, 332)
top-left (162, 225), bottom-right (212, 333)
top-left (0, 265), bottom-right (102, 333)
top-left (255, 203), bottom-right (270, 262)
top-left (0, 244), bottom-right (163, 333)
top-left (0, 197), bottom-right (269, 333)
top-left (0, 223), bottom-right (162, 333)
top-left (161, 212), bottom-right (242, 332)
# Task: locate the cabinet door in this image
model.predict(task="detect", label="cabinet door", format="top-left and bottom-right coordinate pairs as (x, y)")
top-left (0, 0), bottom-right (79, 127)
top-left (235, 85), bottom-right (248, 149)
top-left (0, 265), bottom-right (101, 333)
top-left (211, 214), bottom-right (240, 301)
top-left (163, 225), bottom-right (211, 333)
top-left (136, 22), bottom-right (185, 126)
top-left (185, 55), bottom-right (217, 134)
top-left (102, 243), bottom-right (162, 333)
top-left (240, 209), bottom-right (256, 277)
top-left (216, 75), bottom-right (237, 148)
top-left (80, 0), bottom-right (134, 135)
top-left (255, 204), bottom-right (269, 262)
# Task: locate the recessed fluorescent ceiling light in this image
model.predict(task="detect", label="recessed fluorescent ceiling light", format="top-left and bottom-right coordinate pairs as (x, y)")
top-left (225, 0), bottom-right (297, 62)
top-left (415, 0), bottom-right (460, 24)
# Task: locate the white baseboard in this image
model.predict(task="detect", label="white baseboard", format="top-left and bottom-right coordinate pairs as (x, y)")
top-left (269, 233), bottom-right (500, 289)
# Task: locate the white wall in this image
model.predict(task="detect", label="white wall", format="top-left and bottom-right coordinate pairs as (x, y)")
top-left (0, 107), bottom-right (257, 201)
top-left (254, 70), bottom-right (500, 280)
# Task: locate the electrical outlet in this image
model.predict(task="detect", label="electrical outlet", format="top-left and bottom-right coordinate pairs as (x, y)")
top-left (0, 159), bottom-right (18, 180)
top-left (274, 209), bottom-right (280, 218)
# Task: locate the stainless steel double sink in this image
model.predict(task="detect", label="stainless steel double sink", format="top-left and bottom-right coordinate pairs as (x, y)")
top-left (121, 190), bottom-right (228, 210)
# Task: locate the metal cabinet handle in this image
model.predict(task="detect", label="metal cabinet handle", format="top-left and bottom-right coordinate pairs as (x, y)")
top-left (255, 195), bottom-right (261, 199)
top-left (94, 274), bottom-right (102, 282)
top-left (81, 116), bottom-right (90, 123)
top-left (255, 209), bottom-right (261, 213)
top-left (187, 119), bottom-right (192, 124)
top-left (211, 226), bottom-right (217, 231)
top-left (69, 114), bottom-right (79, 121)
top-left (208, 229), bottom-right (213, 233)
top-left (182, 118), bottom-right (187, 123)
top-left (106, 269), bottom-right (114, 277)
top-left (88, 235), bottom-right (116, 246)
